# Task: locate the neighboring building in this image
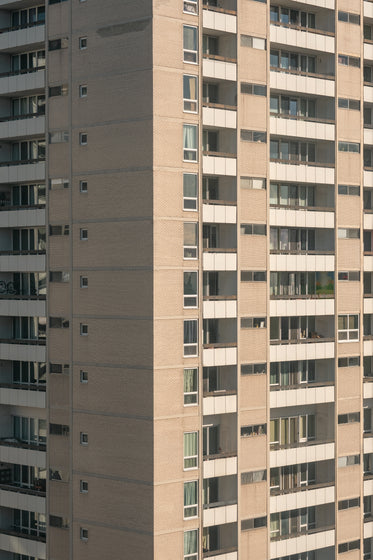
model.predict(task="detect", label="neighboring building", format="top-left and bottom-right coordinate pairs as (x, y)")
top-left (1, 0), bottom-right (373, 559)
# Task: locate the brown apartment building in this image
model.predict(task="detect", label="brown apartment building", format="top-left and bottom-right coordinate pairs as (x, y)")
top-left (0, 0), bottom-right (372, 558)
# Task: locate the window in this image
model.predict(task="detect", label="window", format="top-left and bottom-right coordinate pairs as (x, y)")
top-left (241, 82), bottom-right (267, 96)
top-left (49, 85), bottom-right (68, 97)
top-left (49, 225), bottom-right (69, 236)
top-left (49, 423), bottom-right (69, 436)
top-left (240, 35), bottom-right (266, 50)
top-left (338, 185), bottom-right (360, 196)
top-left (50, 363), bottom-right (69, 374)
top-left (241, 363), bottom-right (267, 375)
top-left (49, 317), bottom-right (69, 329)
top-left (241, 470), bottom-right (267, 484)
top-left (338, 142), bottom-right (360, 153)
top-left (338, 98), bottom-right (360, 110)
top-left (79, 132), bottom-right (88, 145)
top-left (79, 85), bottom-right (87, 98)
top-left (270, 139), bottom-right (316, 162)
top-left (49, 131), bottom-right (69, 143)
top-left (183, 173), bottom-right (198, 210)
top-left (80, 432), bottom-right (88, 445)
top-left (338, 541), bottom-right (360, 553)
top-left (338, 314), bottom-right (359, 341)
top-left (338, 412), bottom-right (360, 424)
top-left (241, 271), bottom-right (266, 282)
top-left (338, 11), bottom-right (360, 24)
top-left (80, 480), bottom-right (88, 493)
top-left (338, 54), bottom-right (360, 67)
top-left (49, 39), bottom-right (62, 51)
top-left (184, 0), bottom-right (198, 14)
top-left (184, 481), bottom-right (198, 518)
top-left (240, 224), bottom-right (266, 235)
top-left (184, 529), bottom-right (198, 560)
top-left (338, 356), bottom-right (360, 367)
top-left (183, 75), bottom-right (198, 113)
top-left (80, 527), bottom-right (88, 541)
top-left (80, 370), bottom-right (88, 383)
top-left (184, 271), bottom-right (198, 307)
top-left (50, 271), bottom-right (70, 283)
top-left (80, 324), bottom-right (88, 336)
top-left (270, 49), bottom-right (316, 73)
top-left (270, 415), bottom-right (315, 445)
top-left (184, 319), bottom-right (198, 356)
top-left (80, 276), bottom-right (88, 288)
top-left (80, 180), bottom-right (88, 193)
top-left (80, 228), bottom-right (88, 240)
top-left (183, 26), bottom-right (198, 63)
top-left (241, 424), bottom-right (267, 437)
top-left (183, 124), bottom-right (198, 161)
top-left (13, 416), bottom-right (46, 445)
top-left (49, 515), bottom-right (69, 528)
top-left (241, 317), bottom-right (266, 328)
top-left (338, 271), bottom-right (360, 281)
top-left (241, 517), bottom-right (267, 530)
top-left (184, 368), bottom-right (198, 404)
top-left (184, 432), bottom-right (198, 469)
top-left (338, 228), bottom-right (360, 239)
top-left (240, 130), bottom-right (267, 143)
top-left (338, 497), bottom-right (360, 510)
top-left (240, 177), bottom-right (266, 190)
top-left (338, 455), bottom-right (360, 467)
top-left (79, 37), bottom-right (87, 50)
top-left (50, 178), bottom-right (69, 190)
top-left (184, 222), bottom-right (198, 259)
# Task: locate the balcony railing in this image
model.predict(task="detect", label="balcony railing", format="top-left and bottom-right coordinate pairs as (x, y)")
top-left (270, 203), bottom-right (334, 212)
top-left (271, 524), bottom-right (335, 542)
top-left (0, 527), bottom-right (45, 543)
top-left (270, 112), bottom-right (335, 125)
top-left (270, 158), bottom-right (335, 168)
top-left (203, 546), bottom-right (238, 559)
top-left (0, 338), bottom-right (46, 346)
top-left (203, 3), bottom-right (237, 15)
top-left (203, 53), bottom-right (237, 64)
top-left (0, 480), bottom-right (45, 497)
top-left (0, 20), bottom-right (44, 34)
top-left (270, 19), bottom-right (334, 37)
top-left (203, 295), bottom-right (237, 301)
top-left (270, 479), bottom-right (334, 496)
top-left (0, 437), bottom-right (46, 452)
top-left (0, 382), bottom-right (46, 392)
top-left (0, 158), bottom-right (45, 168)
top-left (270, 65), bottom-right (334, 80)
top-left (270, 293), bottom-right (334, 300)
top-left (0, 66), bottom-right (45, 80)
top-left (0, 249), bottom-right (46, 256)
top-left (203, 498), bottom-right (237, 510)
top-left (270, 437), bottom-right (333, 451)
top-left (270, 380), bottom-right (334, 392)
top-left (203, 248), bottom-right (237, 253)
top-left (270, 249), bottom-right (334, 255)
top-left (203, 450), bottom-right (237, 461)
top-left (203, 388), bottom-right (237, 397)
top-left (203, 341), bottom-right (237, 349)
top-left (203, 199), bottom-right (237, 206)
top-left (203, 150), bottom-right (237, 158)
top-left (270, 336), bottom-right (334, 345)
top-left (0, 293), bottom-right (46, 300)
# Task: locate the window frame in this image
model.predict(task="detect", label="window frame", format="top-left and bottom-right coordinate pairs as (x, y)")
top-left (183, 75), bottom-right (198, 113)
top-left (338, 314), bottom-right (359, 341)
top-left (184, 480), bottom-right (198, 519)
top-left (184, 367), bottom-right (198, 405)
top-left (183, 319), bottom-right (198, 357)
top-left (79, 36), bottom-right (87, 50)
top-left (183, 25), bottom-right (198, 64)
top-left (184, 431), bottom-right (198, 470)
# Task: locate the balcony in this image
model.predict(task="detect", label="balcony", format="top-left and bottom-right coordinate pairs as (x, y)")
top-left (203, 521), bottom-right (237, 560)
top-left (0, 67), bottom-right (45, 96)
top-left (0, 22), bottom-right (45, 52)
top-left (203, 203), bottom-right (236, 224)
top-left (270, 114), bottom-right (335, 142)
top-left (203, 414), bottom-right (237, 463)
top-left (270, 440), bottom-right (335, 470)
top-left (270, 529), bottom-right (335, 559)
top-left (270, 271), bottom-right (334, 301)
top-left (270, 21), bottom-right (334, 53)
top-left (270, 66), bottom-right (334, 99)
top-left (270, 226), bottom-right (334, 257)
top-left (270, 458), bottom-right (335, 498)
top-left (270, 315), bottom-right (335, 345)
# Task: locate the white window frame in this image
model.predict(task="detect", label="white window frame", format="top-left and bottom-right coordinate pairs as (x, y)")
top-left (183, 173), bottom-right (198, 211)
top-left (79, 84), bottom-right (87, 98)
top-left (80, 180), bottom-right (88, 193)
top-left (183, 25), bottom-right (198, 64)
top-left (80, 370), bottom-right (88, 383)
top-left (183, 75), bottom-right (198, 113)
top-left (184, 271), bottom-right (198, 308)
top-left (79, 132), bottom-right (88, 145)
top-left (183, 0), bottom-right (198, 15)
top-left (80, 527), bottom-right (88, 541)
top-left (80, 323), bottom-right (88, 336)
top-left (79, 37), bottom-right (87, 50)
top-left (184, 529), bottom-right (198, 560)
top-left (80, 276), bottom-right (88, 288)
top-left (184, 431), bottom-right (198, 470)
top-left (338, 314), bottom-right (359, 341)
top-left (184, 222), bottom-right (198, 260)
top-left (184, 319), bottom-right (198, 357)
top-left (183, 124), bottom-right (198, 162)
top-left (80, 228), bottom-right (88, 240)
top-left (80, 480), bottom-right (88, 493)
top-left (80, 432), bottom-right (88, 445)
top-left (184, 367), bottom-right (198, 405)
top-left (184, 480), bottom-right (198, 519)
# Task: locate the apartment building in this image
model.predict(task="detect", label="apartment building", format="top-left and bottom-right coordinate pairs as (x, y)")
top-left (0, 0), bottom-right (371, 559)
